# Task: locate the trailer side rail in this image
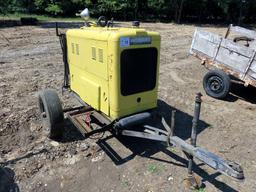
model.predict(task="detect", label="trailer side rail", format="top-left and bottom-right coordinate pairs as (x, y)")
top-left (190, 28), bottom-right (256, 86)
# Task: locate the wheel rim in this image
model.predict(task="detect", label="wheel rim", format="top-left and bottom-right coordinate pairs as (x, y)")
top-left (39, 97), bottom-right (47, 119)
top-left (207, 76), bottom-right (224, 94)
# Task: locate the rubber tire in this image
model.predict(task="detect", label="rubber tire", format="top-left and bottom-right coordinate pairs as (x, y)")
top-left (38, 89), bottom-right (64, 139)
top-left (203, 70), bottom-right (231, 99)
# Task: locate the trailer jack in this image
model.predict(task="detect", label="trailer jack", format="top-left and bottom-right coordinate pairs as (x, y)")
top-left (118, 93), bottom-right (244, 189)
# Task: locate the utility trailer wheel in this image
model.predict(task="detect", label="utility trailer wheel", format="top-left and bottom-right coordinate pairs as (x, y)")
top-left (203, 70), bottom-right (231, 99)
top-left (38, 89), bottom-right (64, 139)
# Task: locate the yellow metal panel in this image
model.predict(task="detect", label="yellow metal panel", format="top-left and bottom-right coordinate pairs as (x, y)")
top-left (66, 26), bottom-right (161, 120)
top-left (70, 66), bottom-right (100, 110)
top-left (67, 31), bottom-right (110, 115)
top-left (108, 41), bottom-right (160, 119)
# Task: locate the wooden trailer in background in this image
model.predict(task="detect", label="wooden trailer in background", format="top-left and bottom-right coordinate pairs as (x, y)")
top-left (190, 24), bottom-right (256, 99)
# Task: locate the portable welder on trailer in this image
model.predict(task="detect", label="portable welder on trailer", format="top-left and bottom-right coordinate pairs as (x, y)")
top-left (38, 9), bottom-right (244, 189)
top-left (65, 20), bottom-right (160, 119)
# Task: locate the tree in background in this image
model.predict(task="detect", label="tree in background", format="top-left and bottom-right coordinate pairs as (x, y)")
top-left (45, 2), bottom-right (62, 16)
top-left (1, 0), bottom-right (255, 24)
top-left (176, 0), bottom-right (185, 23)
top-left (0, 0), bottom-right (12, 15)
top-left (34, 0), bottom-right (49, 14)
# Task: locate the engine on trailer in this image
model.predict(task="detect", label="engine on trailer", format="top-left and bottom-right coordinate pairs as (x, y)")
top-left (57, 9), bottom-right (160, 121)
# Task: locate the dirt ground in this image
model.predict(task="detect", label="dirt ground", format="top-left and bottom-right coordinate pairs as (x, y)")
top-left (1, 22), bottom-right (256, 192)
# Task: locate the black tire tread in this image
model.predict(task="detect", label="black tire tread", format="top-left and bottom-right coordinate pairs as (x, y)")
top-left (38, 89), bottom-right (64, 139)
top-left (203, 70), bottom-right (231, 99)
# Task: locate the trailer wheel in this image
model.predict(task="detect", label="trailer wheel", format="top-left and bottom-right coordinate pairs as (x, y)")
top-left (38, 89), bottom-right (64, 139)
top-left (203, 70), bottom-right (230, 99)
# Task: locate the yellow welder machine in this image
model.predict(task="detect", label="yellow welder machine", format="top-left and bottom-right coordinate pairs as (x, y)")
top-left (65, 19), bottom-right (160, 119)
top-left (38, 9), bottom-right (244, 188)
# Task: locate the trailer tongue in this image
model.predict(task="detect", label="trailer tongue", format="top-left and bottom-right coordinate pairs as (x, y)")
top-left (122, 131), bottom-right (244, 180)
top-left (62, 91), bottom-right (244, 189)
top-left (116, 93), bottom-right (244, 181)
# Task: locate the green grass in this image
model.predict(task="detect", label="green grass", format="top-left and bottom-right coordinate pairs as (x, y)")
top-left (207, 124), bottom-right (214, 129)
top-left (0, 13), bottom-right (84, 22)
top-left (121, 181), bottom-right (130, 187)
top-left (169, 146), bottom-right (177, 153)
top-left (193, 188), bottom-right (206, 192)
top-left (147, 164), bottom-right (165, 174)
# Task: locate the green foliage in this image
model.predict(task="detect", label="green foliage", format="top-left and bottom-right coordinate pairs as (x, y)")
top-left (1, 0), bottom-right (255, 24)
top-left (34, 0), bottom-right (49, 12)
top-left (147, 164), bottom-right (165, 174)
top-left (193, 187), bottom-right (206, 192)
top-left (0, 0), bottom-right (12, 15)
top-left (45, 2), bottom-right (63, 16)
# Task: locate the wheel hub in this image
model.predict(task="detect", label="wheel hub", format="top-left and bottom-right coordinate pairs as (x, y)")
top-left (208, 76), bottom-right (224, 93)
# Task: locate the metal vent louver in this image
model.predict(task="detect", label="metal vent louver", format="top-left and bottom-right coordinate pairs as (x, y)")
top-left (71, 43), bottom-right (75, 54)
top-left (92, 47), bottom-right (96, 60)
top-left (75, 44), bottom-right (79, 55)
top-left (98, 48), bottom-right (103, 63)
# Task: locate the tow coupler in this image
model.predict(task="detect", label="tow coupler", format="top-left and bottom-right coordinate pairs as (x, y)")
top-left (66, 93), bottom-right (244, 189)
